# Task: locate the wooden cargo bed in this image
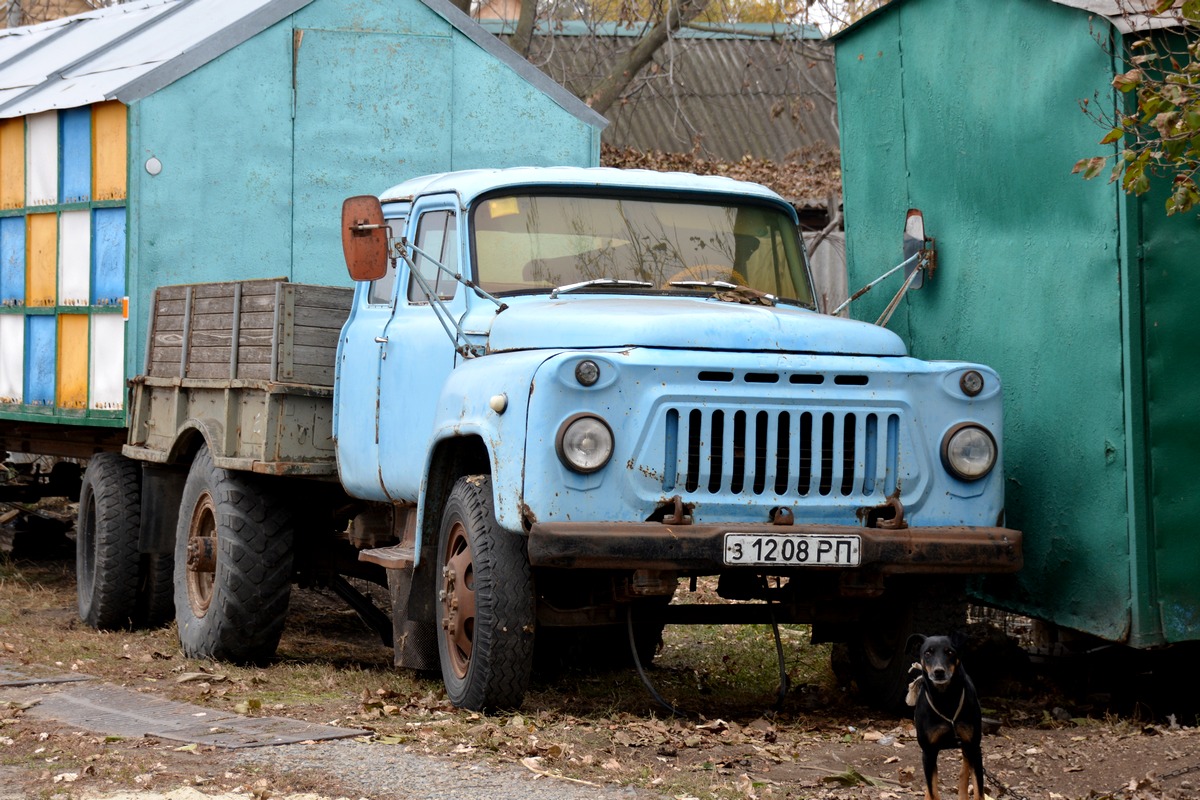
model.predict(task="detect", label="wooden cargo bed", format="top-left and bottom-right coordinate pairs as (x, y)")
top-left (125, 280), bottom-right (353, 476)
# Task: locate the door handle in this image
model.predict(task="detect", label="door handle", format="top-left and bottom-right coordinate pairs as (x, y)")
top-left (374, 336), bottom-right (389, 343)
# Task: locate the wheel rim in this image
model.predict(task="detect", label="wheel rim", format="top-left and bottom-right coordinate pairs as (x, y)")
top-left (440, 519), bottom-right (476, 679)
top-left (185, 492), bottom-right (217, 618)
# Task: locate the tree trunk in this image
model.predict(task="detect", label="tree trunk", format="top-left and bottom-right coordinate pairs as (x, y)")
top-left (510, 0), bottom-right (538, 58)
top-left (446, 0), bottom-right (471, 15)
top-left (583, 0), bottom-right (709, 116)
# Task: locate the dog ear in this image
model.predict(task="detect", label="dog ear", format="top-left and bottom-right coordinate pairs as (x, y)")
top-left (905, 633), bottom-right (926, 658)
top-left (949, 630), bottom-right (968, 651)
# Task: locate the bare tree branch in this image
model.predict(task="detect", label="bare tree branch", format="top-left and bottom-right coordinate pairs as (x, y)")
top-left (582, 0), bottom-right (710, 114)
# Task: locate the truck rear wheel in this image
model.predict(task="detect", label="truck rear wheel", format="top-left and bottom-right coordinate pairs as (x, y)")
top-left (174, 446), bottom-right (294, 664)
top-left (437, 475), bottom-right (534, 710)
top-left (138, 553), bottom-right (175, 628)
top-left (76, 453), bottom-right (142, 630)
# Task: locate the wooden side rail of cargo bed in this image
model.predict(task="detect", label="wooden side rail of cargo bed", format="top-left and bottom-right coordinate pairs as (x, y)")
top-left (123, 279), bottom-right (352, 477)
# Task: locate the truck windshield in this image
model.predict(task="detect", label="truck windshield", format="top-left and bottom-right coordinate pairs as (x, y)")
top-left (471, 193), bottom-right (814, 307)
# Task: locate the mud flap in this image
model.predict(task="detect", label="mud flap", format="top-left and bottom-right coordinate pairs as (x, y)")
top-left (387, 566), bottom-right (438, 671)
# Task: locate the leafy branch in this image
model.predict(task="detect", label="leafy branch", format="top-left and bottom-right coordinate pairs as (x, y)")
top-left (1075, 0), bottom-right (1200, 215)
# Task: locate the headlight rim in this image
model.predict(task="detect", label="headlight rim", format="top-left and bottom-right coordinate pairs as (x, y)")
top-left (555, 412), bottom-right (614, 474)
top-left (940, 422), bottom-right (997, 482)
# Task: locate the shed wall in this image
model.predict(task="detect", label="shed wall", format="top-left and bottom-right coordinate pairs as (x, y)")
top-left (128, 0), bottom-right (598, 381)
top-left (837, 0), bottom-right (1137, 641)
top-left (1139, 178), bottom-right (1200, 643)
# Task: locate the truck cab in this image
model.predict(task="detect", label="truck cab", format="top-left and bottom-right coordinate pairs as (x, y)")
top-left (336, 167), bottom-right (1021, 711)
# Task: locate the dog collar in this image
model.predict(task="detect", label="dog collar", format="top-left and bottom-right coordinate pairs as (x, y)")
top-left (923, 684), bottom-right (966, 726)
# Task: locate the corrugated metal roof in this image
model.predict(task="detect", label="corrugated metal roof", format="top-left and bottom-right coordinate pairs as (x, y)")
top-left (1049, 1), bottom-right (1186, 32)
top-left (482, 20), bottom-right (838, 163)
top-left (832, 0), bottom-right (1186, 40)
top-left (0, 0), bottom-right (606, 129)
top-left (0, 0), bottom-right (308, 118)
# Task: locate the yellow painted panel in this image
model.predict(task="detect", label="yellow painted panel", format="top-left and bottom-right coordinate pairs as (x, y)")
top-left (0, 118), bottom-right (24, 209)
top-left (57, 314), bottom-right (88, 409)
top-left (92, 102), bottom-right (127, 201)
top-left (26, 213), bottom-right (56, 307)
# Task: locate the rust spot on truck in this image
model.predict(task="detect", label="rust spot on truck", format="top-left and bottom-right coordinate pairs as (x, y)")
top-left (857, 489), bottom-right (907, 529)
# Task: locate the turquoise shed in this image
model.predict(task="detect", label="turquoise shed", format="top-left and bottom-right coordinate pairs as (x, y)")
top-left (833, 0), bottom-right (1199, 647)
top-left (0, 0), bottom-right (603, 455)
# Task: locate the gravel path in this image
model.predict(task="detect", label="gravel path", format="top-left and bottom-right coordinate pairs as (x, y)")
top-left (235, 739), bottom-right (653, 800)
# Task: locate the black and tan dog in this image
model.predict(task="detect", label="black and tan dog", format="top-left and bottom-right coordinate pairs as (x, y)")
top-left (906, 633), bottom-right (986, 800)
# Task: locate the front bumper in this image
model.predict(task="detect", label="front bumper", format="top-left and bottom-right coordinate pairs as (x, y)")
top-left (527, 523), bottom-right (1022, 574)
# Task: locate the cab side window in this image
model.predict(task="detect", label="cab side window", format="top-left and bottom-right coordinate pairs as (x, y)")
top-left (366, 214), bottom-right (405, 305)
top-left (367, 260), bottom-right (398, 305)
top-left (407, 210), bottom-right (459, 302)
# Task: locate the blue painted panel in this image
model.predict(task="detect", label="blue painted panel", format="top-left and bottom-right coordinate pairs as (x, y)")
top-left (291, 29), bottom-right (452, 286)
top-left (24, 315), bottom-right (55, 405)
top-left (127, 23), bottom-right (294, 377)
top-left (0, 216), bottom-right (24, 305)
top-left (60, 108), bottom-right (91, 204)
top-left (449, 38), bottom-right (599, 169)
top-left (294, 0), bottom-right (451, 36)
top-left (91, 207), bottom-right (125, 305)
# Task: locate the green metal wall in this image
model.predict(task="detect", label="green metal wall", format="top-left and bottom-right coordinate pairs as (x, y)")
top-left (127, 0), bottom-right (600, 380)
top-left (836, 0), bottom-right (1149, 642)
top-left (1138, 178), bottom-right (1200, 643)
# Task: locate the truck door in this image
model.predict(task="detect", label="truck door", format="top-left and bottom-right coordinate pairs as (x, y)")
top-left (334, 207), bottom-right (409, 501)
top-left (376, 198), bottom-right (465, 501)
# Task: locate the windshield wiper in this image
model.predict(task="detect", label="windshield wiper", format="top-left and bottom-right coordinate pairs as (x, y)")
top-left (668, 280), bottom-right (740, 290)
top-left (549, 278), bottom-right (653, 298)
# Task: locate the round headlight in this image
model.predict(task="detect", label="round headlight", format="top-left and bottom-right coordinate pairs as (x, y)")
top-left (556, 414), bottom-right (614, 473)
top-left (941, 424), bottom-right (997, 481)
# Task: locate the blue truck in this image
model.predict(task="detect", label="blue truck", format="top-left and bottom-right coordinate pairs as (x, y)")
top-left (82, 167), bottom-right (1020, 710)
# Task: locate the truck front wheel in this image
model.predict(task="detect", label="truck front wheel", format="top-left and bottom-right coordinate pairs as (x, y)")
top-left (845, 583), bottom-right (966, 714)
top-left (174, 446), bottom-right (294, 664)
top-left (437, 475), bottom-right (534, 710)
top-left (77, 453), bottom-right (143, 630)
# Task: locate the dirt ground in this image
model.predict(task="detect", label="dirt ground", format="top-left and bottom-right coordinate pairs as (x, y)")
top-left (3, 540), bottom-right (1200, 800)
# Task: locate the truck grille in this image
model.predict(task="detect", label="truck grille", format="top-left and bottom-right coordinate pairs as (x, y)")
top-left (661, 407), bottom-right (902, 499)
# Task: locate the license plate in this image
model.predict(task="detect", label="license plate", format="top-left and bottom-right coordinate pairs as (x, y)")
top-left (723, 533), bottom-right (861, 567)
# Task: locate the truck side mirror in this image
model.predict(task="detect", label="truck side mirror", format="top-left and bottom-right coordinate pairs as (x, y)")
top-left (341, 195), bottom-right (390, 282)
top-left (903, 209), bottom-right (937, 289)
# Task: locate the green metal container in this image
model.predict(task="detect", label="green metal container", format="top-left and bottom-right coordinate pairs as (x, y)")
top-left (833, 0), bottom-right (1200, 646)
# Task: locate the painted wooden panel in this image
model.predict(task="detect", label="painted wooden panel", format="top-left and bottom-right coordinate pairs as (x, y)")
top-left (0, 216), bottom-right (24, 306)
top-left (25, 111), bottom-right (57, 207)
top-left (56, 314), bottom-right (88, 409)
top-left (0, 315), bottom-right (22, 403)
top-left (91, 207), bottom-right (124, 304)
top-left (92, 101), bottom-right (126, 201)
top-left (26, 213), bottom-right (56, 307)
top-left (24, 315), bottom-right (54, 405)
top-left (0, 118), bottom-right (23, 210)
top-left (60, 107), bottom-right (91, 204)
top-left (58, 210), bottom-right (90, 306)
top-left (89, 314), bottom-right (123, 410)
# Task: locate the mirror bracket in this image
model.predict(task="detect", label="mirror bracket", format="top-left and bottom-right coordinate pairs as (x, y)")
top-left (903, 209), bottom-right (938, 289)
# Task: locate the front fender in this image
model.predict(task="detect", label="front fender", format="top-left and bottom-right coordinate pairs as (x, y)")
top-left (414, 350), bottom-right (555, 554)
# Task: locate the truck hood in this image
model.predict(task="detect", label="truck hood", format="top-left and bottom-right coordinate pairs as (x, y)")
top-left (485, 296), bottom-right (907, 357)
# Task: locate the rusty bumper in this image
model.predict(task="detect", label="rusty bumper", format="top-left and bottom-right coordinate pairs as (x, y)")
top-left (527, 522), bottom-right (1022, 574)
